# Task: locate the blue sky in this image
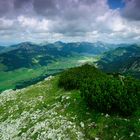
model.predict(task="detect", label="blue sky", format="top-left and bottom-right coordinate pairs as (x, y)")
top-left (0, 0), bottom-right (140, 45)
top-left (108, 0), bottom-right (125, 9)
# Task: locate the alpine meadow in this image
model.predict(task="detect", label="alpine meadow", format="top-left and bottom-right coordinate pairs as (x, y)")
top-left (0, 0), bottom-right (140, 140)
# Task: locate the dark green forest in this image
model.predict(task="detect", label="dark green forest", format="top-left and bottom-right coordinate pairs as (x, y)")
top-left (59, 64), bottom-right (140, 116)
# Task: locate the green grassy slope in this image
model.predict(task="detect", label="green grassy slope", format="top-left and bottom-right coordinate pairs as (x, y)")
top-left (0, 76), bottom-right (140, 140)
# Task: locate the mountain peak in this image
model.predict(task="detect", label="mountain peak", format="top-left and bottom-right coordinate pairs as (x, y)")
top-left (54, 41), bottom-right (65, 45)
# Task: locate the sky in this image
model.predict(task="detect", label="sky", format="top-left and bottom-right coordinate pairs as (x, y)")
top-left (0, 0), bottom-right (140, 45)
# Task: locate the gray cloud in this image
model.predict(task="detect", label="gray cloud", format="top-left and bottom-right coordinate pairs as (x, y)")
top-left (0, 0), bottom-right (140, 45)
top-left (14, 0), bottom-right (29, 8)
top-left (0, 0), bottom-right (13, 17)
top-left (0, 0), bottom-right (108, 35)
top-left (122, 0), bottom-right (140, 20)
top-left (32, 0), bottom-right (100, 20)
top-left (33, 0), bottom-right (59, 17)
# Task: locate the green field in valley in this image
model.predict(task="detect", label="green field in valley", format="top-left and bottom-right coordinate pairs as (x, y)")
top-left (0, 55), bottom-right (98, 92)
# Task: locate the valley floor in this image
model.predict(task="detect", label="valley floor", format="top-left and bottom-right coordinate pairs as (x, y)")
top-left (0, 76), bottom-right (140, 140)
top-left (0, 55), bottom-right (97, 92)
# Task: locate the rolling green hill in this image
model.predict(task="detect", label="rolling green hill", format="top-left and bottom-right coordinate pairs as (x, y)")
top-left (97, 44), bottom-right (140, 78)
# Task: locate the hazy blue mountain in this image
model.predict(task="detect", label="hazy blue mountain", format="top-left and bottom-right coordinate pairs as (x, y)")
top-left (0, 46), bottom-right (4, 52)
top-left (0, 43), bottom-right (25, 54)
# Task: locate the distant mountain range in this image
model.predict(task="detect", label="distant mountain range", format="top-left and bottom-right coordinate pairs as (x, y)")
top-left (97, 44), bottom-right (140, 78)
top-left (0, 41), bottom-right (121, 71)
top-left (0, 41), bottom-right (140, 79)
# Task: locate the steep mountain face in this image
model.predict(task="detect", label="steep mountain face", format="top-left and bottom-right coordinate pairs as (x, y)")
top-left (0, 41), bottom-right (118, 71)
top-left (97, 44), bottom-right (140, 78)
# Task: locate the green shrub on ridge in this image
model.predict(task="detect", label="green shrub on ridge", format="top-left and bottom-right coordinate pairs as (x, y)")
top-left (58, 64), bottom-right (140, 116)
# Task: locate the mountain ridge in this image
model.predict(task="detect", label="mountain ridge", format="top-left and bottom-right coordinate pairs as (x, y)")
top-left (0, 41), bottom-right (121, 71)
top-left (97, 44), bottom-right (140, 78)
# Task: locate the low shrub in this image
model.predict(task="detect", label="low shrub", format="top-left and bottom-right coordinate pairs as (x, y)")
top-left (80, 77), bottom-right (139, 116)
top-left (58, 64), bottom-right (140, 116)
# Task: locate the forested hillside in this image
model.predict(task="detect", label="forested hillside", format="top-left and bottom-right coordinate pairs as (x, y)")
top-left (97, 45), bottom-right (140, 78)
